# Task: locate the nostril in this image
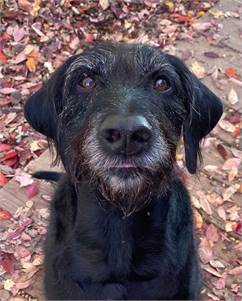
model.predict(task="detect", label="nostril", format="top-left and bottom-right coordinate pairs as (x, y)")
top-left (104, 129), bottom-right (121, 143)
top-left (131, 128), bottom-right (151, 143)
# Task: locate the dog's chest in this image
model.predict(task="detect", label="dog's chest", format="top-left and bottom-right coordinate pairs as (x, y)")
top-left (102, 210), bottom-right (133, 277)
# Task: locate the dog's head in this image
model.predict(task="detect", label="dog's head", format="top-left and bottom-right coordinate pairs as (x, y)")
top-left (24, 43), bottom-right (222, 214)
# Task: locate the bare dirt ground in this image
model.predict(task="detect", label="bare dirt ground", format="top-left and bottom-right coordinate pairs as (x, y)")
top-left (0, 1), bottom-right (241, 300)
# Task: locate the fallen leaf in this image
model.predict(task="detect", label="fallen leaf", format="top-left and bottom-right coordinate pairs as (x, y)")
top-left (216, 143), bottom-right (228, 159)
top-left (214, 272), bottom-right (227, 289)
top-left (0, 209), bottom-right (12, 220)
top-left (196, 191), bottom-right (212, 215)
top-left (228, 88), bottom-right (239, 105)
top-left (191, 61), bottom-right (206, 79)
top-left (0, 252), bottom-right (15, 273)
top-left (192, 22), bottom-right (211, 32)
top-left (0, 144), bottom-right (12, 152)
top-left (223, 184), bottom-right (240, 201)
top-left (209, 260), bottom-right (225, 269)
top-left (217, 206), bottom-right (226, 220)
top-left (14, 172), bottom-right (33, 187)
top-left (206, 224), bottom-right (219, 244)
top-left (18, 0), bottom-right (32, 13)
top-left (3, 279), bottom-right (15, 291)
top-left (7, 218), bottom-right (32, 240)
top-left (0, 51), bottom-right (7, 64)
top-left (204, 51), bottom-right (220, 58)
top-left (229, 266), bottom-right (242, 276)
top-left (231, 127), bottom-right (240, 138)
top-left (0, 88), bottom-right (17, 95)
top-left (225, 221), bottom-right (236, 232)
top-left (232, 221), bottom-right (242, 236)
top-left (26, 57), bottom-right (37, 72)
top-left (219, 119), bottom-right (236, 132)
top-left (25, 181), bottom-right (39, 198)
top-left (203, 265), bottom-right (222, 278)
top-left (199, 237), bottom-right (213, 264)
top-left (193, 209), bottom-right (203, 229)
top-left (0, 172), bottom-right (8, 186)
top-left (204, 165), bottom-right (218, 172)
top-left (99, 0), bottom-right (109, 10)
top-left (15, 246), bottom-right (30, 259)
top-left (228, 167), bottom-right (238, 181)
top-left (222, 157), bottom-right (241, 170)
top-left (225, 67), bottom-right (237, 79)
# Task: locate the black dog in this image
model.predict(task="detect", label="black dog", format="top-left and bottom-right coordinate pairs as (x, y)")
top-left (24, 43), bottom-right (223, 300)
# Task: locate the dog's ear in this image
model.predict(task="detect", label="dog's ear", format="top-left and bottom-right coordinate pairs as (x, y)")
top-left (24, 57), bottom-right (76, 139)
top-left (166, 54), bottom-right (223, 174)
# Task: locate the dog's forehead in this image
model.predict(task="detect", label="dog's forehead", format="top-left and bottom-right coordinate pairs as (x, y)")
top-left (66, 44), bottom-right (170, 76)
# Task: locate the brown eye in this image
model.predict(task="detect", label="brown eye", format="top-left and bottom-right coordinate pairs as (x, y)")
top-left (80, 76), bottom-right (95, 89)
top-left (154, 78), bottom-right (170, 92)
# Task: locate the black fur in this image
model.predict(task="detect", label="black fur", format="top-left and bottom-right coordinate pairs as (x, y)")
top-left (24, 43), bottom-right (223, 300)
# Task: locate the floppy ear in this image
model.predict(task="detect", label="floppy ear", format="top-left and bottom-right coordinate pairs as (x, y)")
top-left (24, 56), bottom-right (77, 139)
top-left (166, 54), bottom-right (223, 174)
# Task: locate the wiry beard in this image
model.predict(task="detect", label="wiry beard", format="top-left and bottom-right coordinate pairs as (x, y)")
top-left (66, 115), bottom-right (176, 216)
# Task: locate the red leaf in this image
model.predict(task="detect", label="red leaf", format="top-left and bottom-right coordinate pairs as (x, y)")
top-left (0, 209), bottom-right (11, 220)
top-left (232, 127), bottom-right (240, 138)
top-left (225, 67), bottom-right (237, 79)
top-left (0, 143), bottom-right (12, 152)
top-left (216, 144), bottom-right (228, 160)
top-left (0, 172), bottom-right (8, 186)
top-left (0, 150), bottom-right (18, 162)
top-left (232, 222), bottom-right (242, 236)
top-left (84, 34), bottom-right (94, 42)
top-left (0, 98), bottom-right (11, 106)
top-left (3, 156), bottom-right (18, 167)
top-left (7, 218), bottom-right (32, 239)
top-left (0, 51), bottom-right (7, 64)
top-left (228, 113), bottom-right (241, 124)
top-left (25, 181), bottom-right (39, 198)
top-left (171, 13), bottom-right (195, 24)
top-left (0, 252), bottom-right (14, 273)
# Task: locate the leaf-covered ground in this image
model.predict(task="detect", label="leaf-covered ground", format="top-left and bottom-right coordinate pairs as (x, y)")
top-left (0, 0), bottom-right (241, 300)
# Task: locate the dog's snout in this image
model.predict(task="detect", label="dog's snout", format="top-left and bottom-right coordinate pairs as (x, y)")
top-left (99, 115), bottom-right (152, 156)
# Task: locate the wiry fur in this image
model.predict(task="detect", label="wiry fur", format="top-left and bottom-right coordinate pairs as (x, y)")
top-left (24, 43), bottom-right (223, 300)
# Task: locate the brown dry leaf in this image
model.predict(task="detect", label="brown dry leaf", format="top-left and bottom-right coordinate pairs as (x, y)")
top-left (203, 265), bottom-right (222, 278)
top-left (191, 61), bottom-right (206, 79)
top-left (228, 266), bottom-right (242, 276)
top-left (206, 224), bottom-right (219, 244)
top-left (217, 206), bottom-right (226, 220)
top-left (223, 184), bottom-right (240, 201)
top-left (196, 191), bottom-right (212, 215)
top-left (18, 0), bottom-right (32, 13)
top-left (214, 273), bottom-right (227, 289)
top-left (99, 0), bottom-right (109, 10)
top-left (222, 157), bottom-right (241, 170)
top-left (225, 221), bottom-right (236, 232)
top-left (193, 209), bottom-right (203, 229)
top-left (199, 237), bottom-right (213, 264)
top-left (26, 57), bottom-right (37, 73)
top-left (32, 0), bottom-right (41, 16)
top-left (219, 120), bottom-right (236, 133)
top-left (228, 167), bottom-right (238, 182)
top-left (228, 88), bottom-right (239, 105)
top-left (209, 260), bottom-right (225, 269)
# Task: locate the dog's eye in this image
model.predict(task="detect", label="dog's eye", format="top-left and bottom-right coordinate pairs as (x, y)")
top-left (154, 78), bottom-right (170, 92)
top-left (80, 76), bottom-right (96, 89)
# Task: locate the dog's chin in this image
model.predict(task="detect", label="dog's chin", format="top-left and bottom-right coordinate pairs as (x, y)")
top-left (96, 167), bottom-right (155, 216)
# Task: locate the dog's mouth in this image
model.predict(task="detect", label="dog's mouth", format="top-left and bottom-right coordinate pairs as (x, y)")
top-left (108, 166), bottom-right (143, 178)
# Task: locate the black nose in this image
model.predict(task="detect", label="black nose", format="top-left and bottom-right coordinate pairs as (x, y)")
top-left (99, 115), bottom-right (152, 156)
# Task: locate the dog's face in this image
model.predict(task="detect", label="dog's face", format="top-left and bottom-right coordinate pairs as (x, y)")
top-left (24, 43), bottom-right (222, 214)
